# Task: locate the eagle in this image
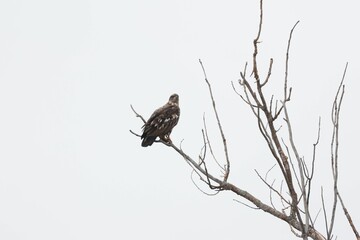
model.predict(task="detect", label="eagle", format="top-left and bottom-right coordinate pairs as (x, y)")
top-left (141, 94), bottom-right (180, 147)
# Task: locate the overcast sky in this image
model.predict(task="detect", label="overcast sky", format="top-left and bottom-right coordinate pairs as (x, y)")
top-left (0, 0), bottom-right (359, 239)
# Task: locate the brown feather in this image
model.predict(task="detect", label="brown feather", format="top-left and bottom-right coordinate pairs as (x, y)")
top-left (141, 94), bottom-right (180, 147)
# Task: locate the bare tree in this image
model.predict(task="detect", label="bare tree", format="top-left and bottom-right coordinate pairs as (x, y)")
top-left (130, 1), bottom-right (359, 239)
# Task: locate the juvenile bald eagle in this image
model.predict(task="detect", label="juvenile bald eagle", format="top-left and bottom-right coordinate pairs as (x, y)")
top-left (141, 94), bottom-right (180, 147)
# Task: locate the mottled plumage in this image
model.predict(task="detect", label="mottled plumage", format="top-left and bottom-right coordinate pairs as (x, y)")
top-left (141, 94), bottom-right (180, 147)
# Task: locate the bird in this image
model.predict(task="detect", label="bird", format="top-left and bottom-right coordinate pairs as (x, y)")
top-left (141, 94), bottom-right (180, 147)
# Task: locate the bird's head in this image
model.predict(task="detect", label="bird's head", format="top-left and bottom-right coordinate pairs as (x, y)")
top-left (168, 93), bottom-right (179, 105)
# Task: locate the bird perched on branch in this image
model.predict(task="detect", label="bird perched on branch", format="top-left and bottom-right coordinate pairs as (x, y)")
top-left (141, 94), bottom-right (180, 147)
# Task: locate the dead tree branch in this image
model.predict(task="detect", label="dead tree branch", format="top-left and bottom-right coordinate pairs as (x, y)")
top-left (199, 59), bottom-right (230, 182)
top-left (338, 190), bottom-right (360, 240)
top-left (323, 62), bottom-right (360, 240)
top-left (131, 0), bottom-right (357, 239)
top-left (130, 102), bottom-right (326, 239)
top-left (130, 104), bottom-right (146, 123)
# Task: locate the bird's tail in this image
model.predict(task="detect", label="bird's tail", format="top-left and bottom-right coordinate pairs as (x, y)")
top-left (141, 136), bottom-right (156, 147)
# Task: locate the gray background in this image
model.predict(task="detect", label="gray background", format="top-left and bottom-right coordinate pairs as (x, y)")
top-left (0, 0), bottom-right (359, 239)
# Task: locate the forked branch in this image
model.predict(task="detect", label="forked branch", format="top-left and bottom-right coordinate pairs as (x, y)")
top-left (199, 59), bottom-right (230, 182)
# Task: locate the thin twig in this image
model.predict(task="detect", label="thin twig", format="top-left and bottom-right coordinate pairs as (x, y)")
top-left (261, 58), bottom-right (274, 87)
top-left (203, 114), bottom-right (226, 172)
top-left (328, 63), bottom-right (347, 239)
top-left (270, 180), bottom-right (276, 209)
top-left (329, 63), bottom-right (359, 240)
top-left (306, 117), bottom-right (321, 209)
top-left (255, 169), bottom-right (291, 206)
top-left (252, 0), bottom-right (263, 82)
top-left (265, 164), bottom-right (277, 181)
top-left (284, 21), bottom-right (300, 100)
top-left (321, 187), bottom-right (330, 239)
top-left (231, 81), bottom-right (260, 108)
top-left (282, 138), bottom-right (301, 190)
top-left (129, 129), bottom-right (142, 137)
top-left (233, 199), bottom-right (260, 210)
top-left (199, 59), bottom-right (230, 182)
top-left (313, 208), bottom-right (322, 226)
top-left (198, 129), bottom-right (207, 165)
top-left (190, 170), bottom-right (219, 196)
top-left (283, 101), bottom-right (309, 237)
top-left (130, 104), bottom-right (146, 123)
top-left (337, 191), bottom-right (360, 239)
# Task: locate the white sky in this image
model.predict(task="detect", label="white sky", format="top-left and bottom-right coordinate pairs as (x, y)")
top-left (0, 0), bottom-right (359, 239)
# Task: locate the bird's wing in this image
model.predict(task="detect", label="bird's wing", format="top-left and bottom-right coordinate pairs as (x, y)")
top-left (142, 104), bottom-right (180, 137)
